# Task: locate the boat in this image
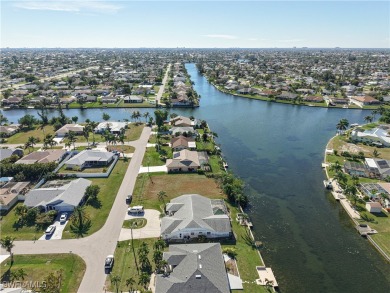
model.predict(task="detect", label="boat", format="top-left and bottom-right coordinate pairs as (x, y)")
top-left (343, 105), bottom-right (349, 109)
top-left (323, 180), bottom-right (333, 190)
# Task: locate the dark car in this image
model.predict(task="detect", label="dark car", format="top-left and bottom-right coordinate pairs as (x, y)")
top-left (104, 255), bottom-right (114, 273)
top-left (126, 195), bottom-right (133, 204)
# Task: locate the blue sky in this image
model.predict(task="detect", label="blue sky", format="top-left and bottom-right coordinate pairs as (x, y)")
top-left (1, 1), bottom-right (389, 48)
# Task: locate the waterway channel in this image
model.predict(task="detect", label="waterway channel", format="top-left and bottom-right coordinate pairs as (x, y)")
top-left (2, 63), bottom-right (390, 293)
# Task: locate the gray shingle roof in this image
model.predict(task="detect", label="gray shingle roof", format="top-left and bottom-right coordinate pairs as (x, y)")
top-left (24, 178), bottom-right (91, 209)
top-left (155, 243), bottom-right (230, 293)
top-left (65, 150), bottom-right (114, 167)
top-left (161, 194), bottom-right (231, 236)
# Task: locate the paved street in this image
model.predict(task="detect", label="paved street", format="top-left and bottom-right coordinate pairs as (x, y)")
top-left (156, 64), bottom-right (171, 106)
top-left (1, 127), bottom-right (152, 293)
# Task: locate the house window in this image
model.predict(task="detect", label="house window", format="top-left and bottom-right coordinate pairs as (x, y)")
top-left (191, 232), bottom-right (194, 235)
top-left (199, 232), bottom-right (202, 234)
top-left (207, 232), bottom-right (211, 235)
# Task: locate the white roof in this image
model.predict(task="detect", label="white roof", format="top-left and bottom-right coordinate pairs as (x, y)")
top-left (95, 121), bottom-right (128, 132)
top-left (365, 158), bottom-right (378, 168)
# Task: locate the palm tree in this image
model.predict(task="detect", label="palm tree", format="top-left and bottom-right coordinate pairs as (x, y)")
top-left (373, 149), bottom-right (380, 158)
top-left (143, 112), bottom-right (150, 124)
top-left (67, 131), bottom-right (78, 150)
top-left (153, 239), bottom-right (166, 251)
top-left (336, 118), bottom-right (349, 134)
top-left (0, 113), bottom-right (8, 125)
top-left (364, 115), bottom-right (373, 123)
top-left (330, 161), bottom-right (342, 173)
top-left (125, 277), bottom-right (135, 293)
top-left (157, 191), bottom-right (167, 212)
top-left (83, 125), bottom-right (91, 147)
top-left (69, 206), bottom-right (91, 238)
top-left (25, 136), bottom-right (40, 153)
top-left (110, 275), bottom-right (121, 293)
top-left (43, 134), bottom-right (57, 149)
top-left (371, 109), bottom-right (378, 120)
top-left (0, 236), bottom-right (15, 263)
top-left (334, 171), bottom-right (348, 187)
top-left (14, 205), bottom-right (28, 223)
top-left (138, 272), bottom-right (150, 289)
top-left (88, 121), bottom-right (98, 146)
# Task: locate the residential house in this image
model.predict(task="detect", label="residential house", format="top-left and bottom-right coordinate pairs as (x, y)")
top-left (166, 150), bottom-right (200, 173)
top-left (350, 96), bottom-right (381, 108)
top-left (171, 136), bottom-right (196, 151)
top-left (344, 161), bottom-right (368, 177)
top-left (276, 91), bottom-right (297, 101)
top-left (351, 126), bottom-right (390, 147)
top-left (0, 148), bottom-right (24, 160)
top-left (364, 158), bottom-right (390, 179)
top-left (161, 194), bottom-right (232, 241)
top-left (2, 97), bottom-right (22, 106)
top-left (155, 243), bottom-right (230, 293)
top-left (16, 150), bottom-right (67, 165)
top-left (236, 88), bottom-right (252, 95)
top-left (0, 181), bottom-right (30, 211)
top-left (329, 97), bottom-right (349, 105)
top-left (65, 150), bottom-right (115, 170)
top-left (94, 121), bottom-right (128, 134)
top-left (24, 178), bottom-right (91, 212)
top-left (55, 124), bottom-right (84, 137)
top-left (303, 96), bottom-right (324, 103)
top-left (0, 124), bottom-right (20, 137)
top-left (101, 96), bottom-right (117, 103)
top-left (366, 202), bottom-right (382, 213)
top-left (170, 127), bottom-right (197, 137)
top-left (123, 95), bottom-right (144, 103)
top-left (170, 116), bottom-right (197, 127)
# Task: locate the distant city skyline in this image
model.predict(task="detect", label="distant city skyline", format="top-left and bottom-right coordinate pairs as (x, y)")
top-left (1, 1), bottom-right (389, 48)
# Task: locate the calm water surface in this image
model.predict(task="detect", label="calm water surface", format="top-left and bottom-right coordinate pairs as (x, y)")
top-left (3, 64), bottom-right (390, 293)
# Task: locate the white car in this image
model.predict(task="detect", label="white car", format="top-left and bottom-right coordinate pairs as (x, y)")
top-left (60, 213), bottom-right (68, 223)
top-left (45, 225), bottom-right (56, 235)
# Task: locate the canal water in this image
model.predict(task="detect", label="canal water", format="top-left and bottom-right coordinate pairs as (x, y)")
top-left (3, 63), bottom-right (390, 292)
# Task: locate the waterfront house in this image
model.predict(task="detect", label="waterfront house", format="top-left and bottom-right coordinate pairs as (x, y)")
top-left (16, 150), bottom-right (67, 165)
top-left (0, 181), bottom-right (30, 212)
top-left (65, 150), bottom-right (115, 170)
top-left (303, 96), bottom-right (324, 103)
top-left (55, 124), bottom-right (84, 137)
top-left (166, 150), bottom-right (200, 173)
top-left (366, 202), bottom-right (382, 213)
top-left (94, 121), bottom-right (128, 135)
top-left (123, 95), bottom-right (144, 103)
top-left (170, 126), bottom-right (197, 137)
top-left (351, 126), bottom-right (390, 147)
top-left (343, 161), bottom-right (368, 177)
top-left (170, 116), bottom-right (197, 127)
top-left (350, 96), bottom-right (381, 108)
top-left (161, 194), bottom-right (232, 241)
top-left (0, 124), bottom-right (20, 137)
top-left (364, 158), bottom-right (390, 179)
top-left (171, 136), bottom-right (196, 151)
top-left (24, 178), bottom-right (91, 212)
top-left (155, 243), bottom-right (230, 293)
top-left (276, 91), bottom-right (297, 101)
top-left (101, 96), bottom-right (117, 103)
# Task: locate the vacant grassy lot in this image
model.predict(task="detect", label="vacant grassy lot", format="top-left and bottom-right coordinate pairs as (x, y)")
top-left (0, 203), bottom-right (47, 240)
top-left (132, 173), bottom-right (223, 211)
top-left (62, 159), bottom-right (129, 238)
top-left (142, 147), bottom-right (166, 166)
top-left (5, 125), bottom-right (54, 144)
top-left (126, 124), bottom-right (145, 141)
top-left (106, 238), bottom-right (159, 292)
top-left (0, 254), bottom-right (85, 293)
top-left (107, 145), bottom-right (135, 153)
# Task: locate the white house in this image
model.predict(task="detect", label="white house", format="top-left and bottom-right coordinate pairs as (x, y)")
top-left (366, 202), bottom-right (382, 213)
top-left (65, 150), bottom-right (115, 169)
top-left (94, 121), bottom-right (128, 134)
top-left (161, 194), bottom-right (232, 241)
top-left (24, 178), bottom-right (91, 212)
top-left (351, 126), bottom-right (390, 147)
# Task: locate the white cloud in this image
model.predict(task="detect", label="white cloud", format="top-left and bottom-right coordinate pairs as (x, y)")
top-left (203, 34), bottom-right (238, 40)
top-left (248, 38), bottom-right (257, 41)
top-left (13, 1), bottom-right (122, 14)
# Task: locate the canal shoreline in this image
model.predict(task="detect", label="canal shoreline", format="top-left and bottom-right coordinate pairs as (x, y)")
top-left (323, 135), bottom-right (390, 263)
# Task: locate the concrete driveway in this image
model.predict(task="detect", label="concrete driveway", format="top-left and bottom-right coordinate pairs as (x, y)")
top-left (139, 165), bottom-right (167, 173)
top-left (118, 209), bottom-right (161, 241)
top-left (38, 218), bottom-right (69, 240)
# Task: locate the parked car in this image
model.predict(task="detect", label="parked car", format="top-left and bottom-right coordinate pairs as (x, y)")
top-left (45, 225), bottom-right (56, 235)
top-left (60, 213), bottom-right (68, 223)
top-left (104, 255), bottom-right (114, 272)
top-left (128, 205), bottom-right (144, 214)
top-left (126, 195), bottom-right (133, 204)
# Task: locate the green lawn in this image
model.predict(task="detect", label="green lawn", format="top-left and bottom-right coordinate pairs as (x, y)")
top-left (58, 164), bottom-right (108, 174)
top-left (224, 203), bottom-right (269, 293)
top-left (5, 125), bottom-right (55, 144)
top-left (0, 254), bottom-right (86, 293)
top-left (62, 159), bottom-right (129, 239)
top-left (117, 100), bottom-right (155, 108)
top-left (142, 147), bottom-right (166, 166)
top-left (122, 218), bottom-right (147, 229)
top-left (126, 124), bottom-right (145, 141)
top-left (105, 238), bottom-right (159, 292)
top-left (0, 203), bottom-right (47, 241)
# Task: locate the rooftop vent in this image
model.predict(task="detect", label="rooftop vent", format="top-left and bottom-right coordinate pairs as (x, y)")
top-left (196, 275), bottom-right (202, 279)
